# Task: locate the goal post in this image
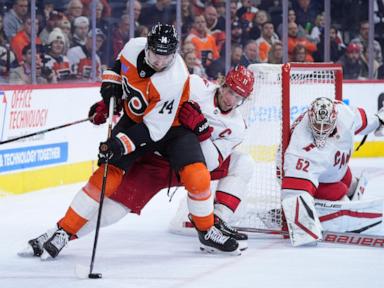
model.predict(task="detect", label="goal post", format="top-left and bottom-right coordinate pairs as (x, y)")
top-left (169, 63), bottom-right (343, 235)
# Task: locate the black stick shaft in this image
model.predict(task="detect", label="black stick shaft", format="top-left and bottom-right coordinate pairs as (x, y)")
top-left (88, 98), bottom-right (114, 276)
top-left (0, 117), bottom-right (91, 145)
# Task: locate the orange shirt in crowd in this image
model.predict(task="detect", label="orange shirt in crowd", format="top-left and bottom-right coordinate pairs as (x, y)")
top-left (11, 31), bottom-right (42, 64)
top-left (288, 36), bottom-right (317, 62)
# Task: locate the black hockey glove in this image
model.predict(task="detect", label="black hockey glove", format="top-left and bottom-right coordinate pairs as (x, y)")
top-left (100, 70), bottom-right (123, 106)
top-left (98, 137), bottom-right (124, 164)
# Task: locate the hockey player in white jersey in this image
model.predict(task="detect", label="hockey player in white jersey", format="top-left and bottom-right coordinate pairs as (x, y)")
top-left (108, 65), bottom-right (256, 251)
top-left (282, 97), bottom-right (384, 247)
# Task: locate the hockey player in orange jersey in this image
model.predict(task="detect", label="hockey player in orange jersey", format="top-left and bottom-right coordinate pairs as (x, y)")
top-left (20, 24), bottom-right (239, 259)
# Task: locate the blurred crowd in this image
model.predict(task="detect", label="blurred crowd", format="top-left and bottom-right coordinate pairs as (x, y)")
top-left (1, 0), bottom-right (384, 84)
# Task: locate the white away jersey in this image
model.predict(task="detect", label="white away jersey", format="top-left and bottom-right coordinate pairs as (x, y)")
top-left (118, 37), bottom-right (190, 142)
top-left (189, 75), bottom-right (246, 171)
top-left (282, 101), bottom-right (381, 196)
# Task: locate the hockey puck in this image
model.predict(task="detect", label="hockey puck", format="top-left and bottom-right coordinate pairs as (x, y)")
top-left (89, 273), bottom-right (102, 279)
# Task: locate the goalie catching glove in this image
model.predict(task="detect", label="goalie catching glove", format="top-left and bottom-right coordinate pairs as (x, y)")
top-left (98, 132), bottom-right (136, 163)
top-left (179, 101), bottom-right (213, 141)
top-left (88, 100), bottom-right (122, 125)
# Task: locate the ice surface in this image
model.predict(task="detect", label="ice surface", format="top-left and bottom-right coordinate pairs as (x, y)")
top-left (1, 158), bottom-right (384, 288)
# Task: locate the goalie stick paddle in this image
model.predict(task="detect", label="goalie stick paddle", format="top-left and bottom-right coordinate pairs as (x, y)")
top-left (75, 98), bottom-right (115, 280)
top-left (235, 227), bottom-right (384, 248)
top-left (0, 117), bottom-right (91, 145)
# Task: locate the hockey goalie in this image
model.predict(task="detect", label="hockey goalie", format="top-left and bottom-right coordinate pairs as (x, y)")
top-left (281, 97), bottom-right (384, 246)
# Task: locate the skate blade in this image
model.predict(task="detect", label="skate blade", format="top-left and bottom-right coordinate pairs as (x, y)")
top-left (238, 240), bottom-right (248, 251)
top-left (40, 250), bottom-right (53, 261)
top-left (17, 245), bottom-right (35, 257)
top-left (199, 245), bottom-right (241, 256)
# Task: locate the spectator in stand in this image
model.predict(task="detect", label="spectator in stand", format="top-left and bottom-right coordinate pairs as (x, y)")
top-left (92, 1), bottom-right (111, 66)
top-left (292, 0), bottom-right (323, 33)
top-left (58, 18), bottom-right (71, 54)
top-left (204, 5), bottom-right (225, 51)
top-left (3, 0), bottom-right (29, 40)
top-left (123, 0), bottom-right (142, 35)
top-left (65, 0), bottom-right (84, 23)
top-left (213, 0), bottom-right (226, 17)
top-left (111, 14), bottom-right (130, 61)
top-left (240, 40), bottom-right (258, 67)
top-left (42, 28), bottom-right (72, 82)
top-left (138, 0), bottom-right (176, 28)
top-left (337, 43), bottom-right (364, 80)
top-left (230, 1), bottom-right (250, 41)
top-left (292, 44), bottom-right (307, 62)
top-left (11, 16), bottom-right (42, 64)
top-left (255, 21), bottom-right (280, 63)
top-left (82, 0), bottom-right (111, 18)
top-left (360, 46), bottom-right (380, 79)
top-left (231, 21), bottom-right (245, 46)
top-left (39, 11), bottom-right (64, 46)
top-left (268, 41), bottom-right (283, 64)
top-left (67, 28), bottom-right (104, 80)
top-left (0, 16), bottom-right (17, 81)
top-left (37, 0), bottom-right (57, 34)
top-left (249, 9), bottom-right (270, 40)
top-left (237, 0), bottom-right (258, 23)
top-left (313, 26), bottom-right (345, 63)
top-left (185, 14), bottom-right (220, 69)
top-left (287, 21), bottom-right (317, 62)
top-left (137, 25), bottom-right (148, 37)
top-left (71, 16), bottom-right (89, 47)
top-left (10, 44), bottom-right (56, 84)
top-left (309, 12), bottom-right (324, 44)
top-left (181, 0), bottom-right (195, 40)
top-left (277, 9), bottom-right (306, 39)
top-left (206, 44), bottom-right (242, 80)
top-left (182, 41), bottom-right (197, 56)
top-left (351, 20), bottom-right (383, 65)
top-left (183, 51), bottom-right (206, 78)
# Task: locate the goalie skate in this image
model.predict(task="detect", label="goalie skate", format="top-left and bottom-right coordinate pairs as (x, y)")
top-left (214, 215), bottom-right (248, 251)
top-left (18, 228), bottom-right (55, 257)
top-left (40, 228), bottom-right (70, 260)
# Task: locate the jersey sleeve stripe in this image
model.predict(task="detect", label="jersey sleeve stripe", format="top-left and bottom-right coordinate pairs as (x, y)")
top-left (355, 108), bottom-right (368, 135)
top-left (282, 177), bottom-right (317, 196)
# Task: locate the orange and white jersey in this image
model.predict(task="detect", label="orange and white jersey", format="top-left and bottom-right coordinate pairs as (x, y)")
top-left (67, 46), bottom-right (101, 80)
top-left (118, 37), bottom-right (190, 142)
top-left (43, 54), bottom-right (71, 81)
top-left (282, 102), bottom-right (381, 195)
top-left (189, 75), bottom-right (246, 171)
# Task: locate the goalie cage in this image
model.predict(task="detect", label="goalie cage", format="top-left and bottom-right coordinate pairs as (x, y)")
top-left (169, 63), bottom-right (343, 237)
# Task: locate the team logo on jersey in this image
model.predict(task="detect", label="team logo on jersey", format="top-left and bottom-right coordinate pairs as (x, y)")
top-left (122, 77), bottom-right (148, 116)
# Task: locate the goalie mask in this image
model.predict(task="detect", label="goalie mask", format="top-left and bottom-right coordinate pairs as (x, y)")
top-left (308, 97), bottom-right (337, 148)
top-left (145, 23), bottom-right (178, 71)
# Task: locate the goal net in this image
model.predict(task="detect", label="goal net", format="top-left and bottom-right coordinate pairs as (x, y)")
top-left (169, 63), bottom-right (343, 236)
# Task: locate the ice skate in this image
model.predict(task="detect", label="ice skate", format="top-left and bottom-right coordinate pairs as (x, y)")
top-left (18, 229), bottom-right (55, 257)
top-left (198, 226), bottom-right (241, 255)
top-left (40, 228), bottom-right (70, 260)
top-left (214, 215), bottom-right (248, 251)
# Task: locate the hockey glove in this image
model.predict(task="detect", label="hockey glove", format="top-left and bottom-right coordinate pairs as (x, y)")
top-left (98, 132), bottom-right (136, 163)
top-left (88, 100), bottom-right (122, 125)
top-left (179, 101), bottom-right (213, 141)
top-left (100, 70), bottom-right (123, 106)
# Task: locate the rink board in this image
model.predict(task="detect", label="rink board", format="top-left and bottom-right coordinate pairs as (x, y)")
top-left (0, 81), bottom-right (384, 195)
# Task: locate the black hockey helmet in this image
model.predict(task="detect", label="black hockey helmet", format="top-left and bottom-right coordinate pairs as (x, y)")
top-left (147, 23), bottom-right (178, 55)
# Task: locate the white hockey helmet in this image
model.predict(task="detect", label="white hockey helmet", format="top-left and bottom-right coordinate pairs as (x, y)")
top-left (308, 97), bottom-right (337, 148)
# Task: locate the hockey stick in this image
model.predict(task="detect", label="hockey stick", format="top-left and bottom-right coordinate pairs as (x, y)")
top-left (0, 117), bottom-right (91, 145)
top-left (75, 97), bottom-right (115, 280)
top-left (235, 226), bottom-right (384, 248)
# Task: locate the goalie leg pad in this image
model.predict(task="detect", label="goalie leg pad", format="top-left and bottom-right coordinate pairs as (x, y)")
top-left (347, 170), bottom-right (368, 201)
top-left (282, 192), bottom-right (323, 246)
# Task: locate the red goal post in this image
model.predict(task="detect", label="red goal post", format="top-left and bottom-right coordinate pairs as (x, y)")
top-left (169, 63), bottom-right (343, 235)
